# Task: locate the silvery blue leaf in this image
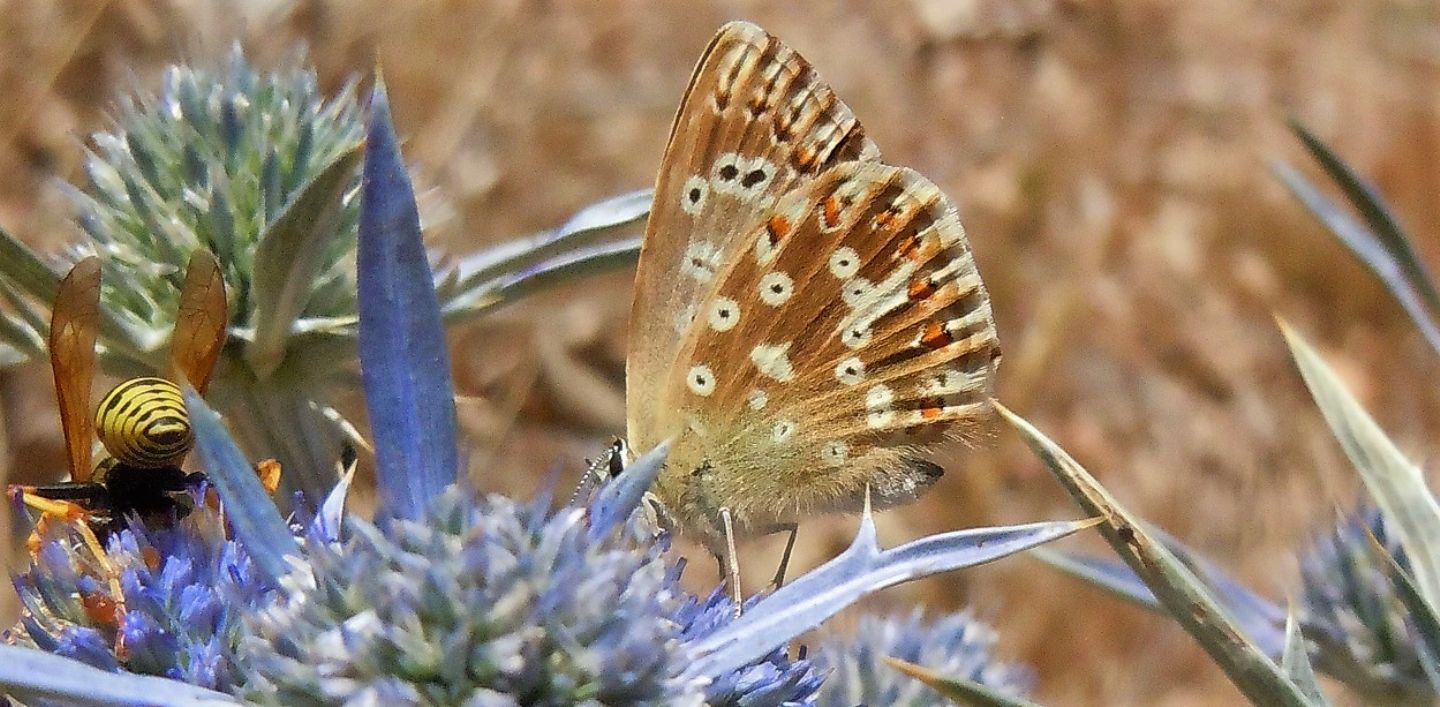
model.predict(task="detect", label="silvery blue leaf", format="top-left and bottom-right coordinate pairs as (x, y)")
top-left (684, 512), bottom-right (1094, 680)
top-left (1281, 321), bottom-right (1440, 618)
top-left (0, 645), bottom-right (239, 706)
top-left (1282, 606), bottom-right (1330, 706)
top-left (587, 439), bottom-right (669, 541)
top-left (357, 79), bottom-right (459, 520)
top-left (184, 386), bottom-right (298, 584)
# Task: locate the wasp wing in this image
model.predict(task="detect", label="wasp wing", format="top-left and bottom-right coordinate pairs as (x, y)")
top-left (50, 258), bottom-right (101, 483)
top-left (168, 251), bottom-right (228, 394)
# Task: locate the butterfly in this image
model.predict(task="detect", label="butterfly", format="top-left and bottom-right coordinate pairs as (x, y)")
top-left (625, 21), bottom-right (1001, 598)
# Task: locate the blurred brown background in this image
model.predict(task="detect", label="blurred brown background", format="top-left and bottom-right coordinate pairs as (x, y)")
top-left (4, 1), bottom-right (1440, 704)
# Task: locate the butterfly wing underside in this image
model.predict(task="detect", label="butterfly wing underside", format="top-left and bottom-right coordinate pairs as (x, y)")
top-left (665, 162), bottom-right (1000, 532)
top-left (627, 21), bottom-right (880, 448)
top-left (167, 251), bottom-right (227, 394)
top-left (50, 257), bottom-right (102, 483)
top-left (628, 21), bottom-right (1001, 544)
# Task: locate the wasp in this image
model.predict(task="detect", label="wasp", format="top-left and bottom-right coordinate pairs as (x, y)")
top-left (10, 252), bottom-right (230, 551)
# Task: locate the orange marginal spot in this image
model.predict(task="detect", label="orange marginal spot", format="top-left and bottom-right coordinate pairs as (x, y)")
top-left (82, 592), bottom-right (120, 627)
top-left (141, 546), bottom-right (162, 571)
top-left (896, 233), bottom-right (924, 261)
top-left (766, 215), bottom-right (792, 245)
top-left (920, 398), bottom-right (945, 420)
top-left (920, 321), bottom-right (954, 350)
top-left (908, 277), bottom-right (935, 301)
top-left (204, 486), bottom-right (223, 512)
top-left (796, 145), bottom-right (817, 170)
top-left (821, 195), bottom-right (841, 228)
top-left (255, 459), bottom-right (282, 495)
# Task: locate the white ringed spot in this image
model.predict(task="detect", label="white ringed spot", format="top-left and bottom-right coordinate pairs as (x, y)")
top-left (841, 276), bottom-right (874, 308)
top-left (841, 325), bottom-right (872, 350)
top-left (867, 384), bottom-right (895, 409)
top-left (735, 158), bottom-right (776, 200)
top-left (758, 271), bottom-right (794, 306)
top-left (673, 304), bottom-right (697, 334)
top-left (711, 153), bottom-right (745, 194)
top-left (680, 176), bottom-right (708, 215)
top-left (708, 296), bottom-right (740, 332)
top-left (687, 365), bottom-right (716, 397)
top-left (835, 357), bottom-right (865, 385)
top-left (681, 241), bottom-right (720, 283)
top-left (866, 409), bottom-right (894, 429)
top-left (829, 247), bottom-right (860, 279)
top-left (821, 441), bottom-right (849, 467)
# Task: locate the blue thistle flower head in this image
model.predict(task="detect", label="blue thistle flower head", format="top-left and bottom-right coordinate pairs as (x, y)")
top-left (673, 587), bottom-right (823, 706)
top-left (1299, 506), bottom-right (1431, 700)
top-left (811, 610), bottom-right (1032, 706)
top-left (236, 485), bottom-right (821, 705)
top-left (7, 491), bottom-right (266, 692)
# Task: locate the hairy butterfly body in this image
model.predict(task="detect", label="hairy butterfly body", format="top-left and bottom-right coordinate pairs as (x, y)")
top-left (627, 22), bottom-right (1001, 588)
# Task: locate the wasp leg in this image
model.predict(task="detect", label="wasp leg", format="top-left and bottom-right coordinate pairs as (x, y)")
top-left (9, 485), bottom-right (124, 613)
top-left (254, 459), bottom-right (282, 495)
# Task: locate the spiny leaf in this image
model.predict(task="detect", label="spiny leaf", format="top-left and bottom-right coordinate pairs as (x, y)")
top-left (1280, 321), bottom-right (1440, 619)
top-left (0, 645), bottom-right (239, 706)
top-left (884, 656), bottom-right (1044, 707)
top-left (1281, 606), bottom-right (1330, 706)
top-left (357, 77), bottom-right (459, 519)
top-left (184, 386), bottom-right (298, 584)
top-left (998, 402), bottom-right (1310, 707)
top-left (247, 141), bottom-right (364, 378)
top-left (684, 514), bottom-right (1095, 680)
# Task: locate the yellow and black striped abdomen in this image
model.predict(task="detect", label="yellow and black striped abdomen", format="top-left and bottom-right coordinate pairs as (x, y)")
top-left (94, 377), bottom-right (192, 468)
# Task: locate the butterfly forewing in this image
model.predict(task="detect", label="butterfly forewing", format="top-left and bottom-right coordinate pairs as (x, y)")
top-left (629, 21), bottom-right (1000, 552)
top-left (167, 251), bottom-right (227, 394)
top-left (628, 21), bottom-right (879, 448)
top-left (49, 257), bottom-right (102, 483)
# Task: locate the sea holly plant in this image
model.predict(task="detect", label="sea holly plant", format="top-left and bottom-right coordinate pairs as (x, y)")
top-left (1, 78), bottom-right (1089, 706)
top-left (0, 49), bottom-right (647, 501)
top-left (1031, 126), bottom-right (1440, 705)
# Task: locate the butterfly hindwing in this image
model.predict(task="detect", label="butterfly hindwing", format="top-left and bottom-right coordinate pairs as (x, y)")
top-left (628, 21), bottom-right (879, 450)
top-left (660, 162), bottom-right (998, 535)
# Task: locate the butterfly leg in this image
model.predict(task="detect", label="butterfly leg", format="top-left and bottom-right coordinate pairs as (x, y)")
top-left (769, 523), bottom-right (799, 589)
top-left (719, 506), bottom-right (743, 616)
